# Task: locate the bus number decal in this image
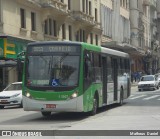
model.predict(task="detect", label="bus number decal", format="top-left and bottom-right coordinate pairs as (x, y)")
top-left (58, 95), bottom-right (68, 99)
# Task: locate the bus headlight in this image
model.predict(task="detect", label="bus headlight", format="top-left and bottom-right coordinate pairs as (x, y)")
top-left (70, 91), bottom-right (78, 99)
top-left (26, 92), bottom-right (32, 99)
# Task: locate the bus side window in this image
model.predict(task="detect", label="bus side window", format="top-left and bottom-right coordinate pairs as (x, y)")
top-left (84, 54), bottom-right (92, 79)
top-left (84, 51), bottom-right (93, 91)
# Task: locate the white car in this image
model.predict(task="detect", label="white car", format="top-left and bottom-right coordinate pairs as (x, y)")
top-left (157, 75), bottom-right (160, 86)
top-left (0, 82), bottom-right (22, 109)
top-left (138, 75), bottom-right (159, 91)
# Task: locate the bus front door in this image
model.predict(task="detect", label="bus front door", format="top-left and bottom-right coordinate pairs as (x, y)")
top-left (102, 57), bottom-right (107, 104)
top-left (112, 58), bottom-right (118, 101)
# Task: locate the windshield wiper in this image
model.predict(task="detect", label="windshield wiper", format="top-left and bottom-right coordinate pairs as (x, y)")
top-left (48, 53), bottom-right (69, 79)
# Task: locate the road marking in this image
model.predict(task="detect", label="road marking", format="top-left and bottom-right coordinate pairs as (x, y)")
top-left (129, 95), bottom-right (147, 99)
top-left (143, 95), bottom-right (160, 100)
top-left (129, 95), bottom-right (135, 97)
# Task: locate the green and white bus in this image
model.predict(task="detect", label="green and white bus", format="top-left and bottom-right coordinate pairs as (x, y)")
top-left (22, 41), bottom-right (131, 116)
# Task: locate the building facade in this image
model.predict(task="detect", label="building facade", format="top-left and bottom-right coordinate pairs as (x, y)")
top-left (101, 0), bottom-right (131, 49)
top-left (100, 0), bottom-right (160, 75)
top-left (130, 0), bottom-right (160, 74)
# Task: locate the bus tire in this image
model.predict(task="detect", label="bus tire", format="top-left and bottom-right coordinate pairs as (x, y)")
top-left (41, 112), bottom-right (51, 117)
top-left (90, 96), bottom-right (98, 116)
top-left (119, 88), bottom-right (123, 106)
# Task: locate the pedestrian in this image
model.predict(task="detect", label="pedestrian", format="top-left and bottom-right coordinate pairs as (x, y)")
top-left (137, 72), bottom-right (141, 82)
top-left (133, 72), bottom-right (137, 82)
top-left (131, 72), bottom-right (134, 83)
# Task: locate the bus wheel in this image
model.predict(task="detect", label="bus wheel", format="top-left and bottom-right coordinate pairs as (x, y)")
top-left (41, 112), bottom-right (51, 117)
top-left (90, 97), bottom-right (97, 116)
top-left (119, 89), bottom-right (123, 106)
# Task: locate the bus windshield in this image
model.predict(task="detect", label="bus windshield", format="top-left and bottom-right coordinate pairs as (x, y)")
top-left (26, 54), bottom-right (80, 87)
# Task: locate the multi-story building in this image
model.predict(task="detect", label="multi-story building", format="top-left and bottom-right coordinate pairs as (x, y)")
top-left (101, 0), bottom-right (131, 44)
top-left (101, 0), bottom-right (134, 67)
top-left (0, 0), bottom-right (102, 89)
top-left (157, 0), bottom-right (160, 71)
top-left (130, 0), bottom-right (159, 74)
top-left (101, 0), bottom-right (160, 75)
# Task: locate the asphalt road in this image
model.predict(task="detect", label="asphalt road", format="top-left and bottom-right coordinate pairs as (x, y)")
top-left (0, 86), bottom-right (160, 139)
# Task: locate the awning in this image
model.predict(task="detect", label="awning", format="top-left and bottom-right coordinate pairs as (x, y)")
top-left (0, 60), bottom-right (17, 67)
top-left (101, 41), bottom-right (146, 56)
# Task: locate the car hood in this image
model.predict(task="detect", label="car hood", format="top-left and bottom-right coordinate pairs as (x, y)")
top-left (0, 90), bottom-right (22, 97)
top-left (138, 81), bottom-right (155, 85)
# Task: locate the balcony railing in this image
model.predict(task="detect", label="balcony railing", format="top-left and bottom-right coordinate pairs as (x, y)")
top-left (37, 0), bottom-right (68, 14)
top-left (70, 11), bottom-right (101, 29)
top-left (143, 0), bottom-right (156, 8)
top-left (70, 11), bottom-right (96, 25)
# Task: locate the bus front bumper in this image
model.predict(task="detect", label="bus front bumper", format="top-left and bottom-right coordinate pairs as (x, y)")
top-left (23, 96), bottom-right (83, 112)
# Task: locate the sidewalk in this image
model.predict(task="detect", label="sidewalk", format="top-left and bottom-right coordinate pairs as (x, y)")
top-left (131, 81), bottom-right (138, 86)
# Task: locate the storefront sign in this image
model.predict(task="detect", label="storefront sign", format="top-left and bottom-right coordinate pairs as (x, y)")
top-left (0, 36), bottom-right (30, 59)
top-left (0, 48), bottom-right (3, 56)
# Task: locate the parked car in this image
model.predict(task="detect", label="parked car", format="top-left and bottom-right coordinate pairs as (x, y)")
top-left (0, 82), bottom-right (22, 109)
top-left (156, 75), bottom-right (160, 86)
top-left (138, 75), bottom-right (159, 91)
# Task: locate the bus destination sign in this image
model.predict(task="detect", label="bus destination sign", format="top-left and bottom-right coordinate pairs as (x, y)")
top-left (28, 45), bottom-right (80, 53)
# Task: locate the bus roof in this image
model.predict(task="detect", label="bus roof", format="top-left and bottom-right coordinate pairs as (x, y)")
top-left (28, 41), bottom-right (82, 46)
top-left (82, 42), bottom-right (129, 58)
top-left (27, 41), bottom-right (129, 58)
top-left (101, 46), bottom-right (129, 58)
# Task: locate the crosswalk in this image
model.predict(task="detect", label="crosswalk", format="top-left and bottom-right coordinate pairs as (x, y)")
top-left (129, 94), bottom-right (160, 100)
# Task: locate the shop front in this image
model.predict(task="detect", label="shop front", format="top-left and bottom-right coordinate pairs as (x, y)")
top-left (0, 35), bottom-right (30, 91)
top-left (101, 41), bottom-right (146, 74)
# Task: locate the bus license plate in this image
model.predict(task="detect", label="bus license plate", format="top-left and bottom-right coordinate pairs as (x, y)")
top-left (46, 104), bottom-right (56, 108)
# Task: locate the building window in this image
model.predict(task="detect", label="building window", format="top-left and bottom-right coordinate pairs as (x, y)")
top-left (44, 20), bottom-right (48, 34)
top-left (95, 8), bottom-right (97, 22)
top-left (69, 25), bottom-right (72, 40)
top-left (68, 0), bottom-right (71, 10)
top-left (89, 1), bottom-right (92, 15)
top-left (82, 0), bottom-right (85, 12)
top-left (60, 0), bottom-right (64, 3)
top-left (76, 29), bottom-right (86, 42)
top-left (62, 24), bottom-right (66, 39)
top-left (95, 34), bottom-right (98, 45)
top-left (44, 18), bottom-right (57, 37)
top-left (101, 6), bottom-right (112, 38)
top-left (31, 12), bottom-right (36, 31)
top-left (83, 30), bottom-right (86, 42)
top-left (86, 0), bottom-right (88, 14)
top-left (49, 18), bottom-right (52, 35)
top-left (20, 8), bottom-right (26, 28)
top-left (53, 20), bottom-right (57, 37)
top-left (143, 6), bottom-right (147, 17)
top-left (120, 0), bottom-right (128, 9)
top-left (120, 0), bottom-right (123, 6)
top-left (90, 33), bottom-right (93, 44)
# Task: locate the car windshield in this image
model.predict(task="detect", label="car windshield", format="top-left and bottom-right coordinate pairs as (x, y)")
top-left (140, 76), bottom-right (154, 81)
top-left (4, 83), bottom-right (22, 91)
